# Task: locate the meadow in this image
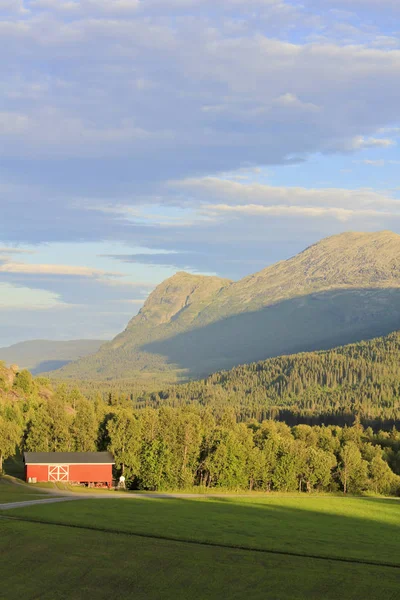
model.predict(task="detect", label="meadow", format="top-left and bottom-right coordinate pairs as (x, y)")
top-left (0, 477), bottom-right (50, 504)
top-left (1, 481), bottom-right (400, 599)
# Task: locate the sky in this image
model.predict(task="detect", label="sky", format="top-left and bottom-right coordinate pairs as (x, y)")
top-left (1, 0), bottom-right (400, 346)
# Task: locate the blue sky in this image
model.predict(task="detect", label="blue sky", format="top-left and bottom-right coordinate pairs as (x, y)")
top-left (1, 0), bottom-right (400, 345)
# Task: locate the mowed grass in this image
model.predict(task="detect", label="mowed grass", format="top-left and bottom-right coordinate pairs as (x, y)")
top-left (5, 494), bottom-right (400, 565)
top-left (2, 517), bottom-right (400, 600)
top-left (0, 477), bottom-right (50, 504)
top-left (2, 492), bottom-right (400, 599)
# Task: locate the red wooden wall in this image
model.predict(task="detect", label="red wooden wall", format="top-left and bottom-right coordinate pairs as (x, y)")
top-left (25, 464), bottom-right (112, 484)
top-left (25, 464), bottom-right (48, 482)
top-left (70, 464), bottom-right (112, 483)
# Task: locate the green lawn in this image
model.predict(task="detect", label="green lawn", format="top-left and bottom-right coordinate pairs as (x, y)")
top-left (0, 477), bottom-right (49, 504)
top-left (1, 492), bottom-right (400, 599)
top-left (6, 494), bottom-right (400, 565)
top-left (1, 517), bottom-right (400, 600)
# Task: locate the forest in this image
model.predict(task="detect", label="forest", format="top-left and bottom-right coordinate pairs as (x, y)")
top-left (65, 331), bottom-right (400, 430)
top-left (1, 359), bottom-right (400, 495)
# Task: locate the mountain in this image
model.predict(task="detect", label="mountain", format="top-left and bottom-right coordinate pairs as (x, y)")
top-left (53, 230), bottom-right (400, 382)
top-left (0, 339), bottom-right (105, 375)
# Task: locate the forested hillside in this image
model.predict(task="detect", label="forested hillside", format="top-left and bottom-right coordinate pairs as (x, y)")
top-left (4, 331), bottom-right (400, 494)
top-left (69, 331), bottom-right (400, 429)
top-left (1, 360), bottom-right (400, 495)
top-left (54, 231), bottom-right (400, 382)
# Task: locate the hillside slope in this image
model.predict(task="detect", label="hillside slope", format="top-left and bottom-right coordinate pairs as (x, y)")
top-left (0, 339), bottom-right (105, 374)
top-left (53, 231), bottom-right (400, 381)
top-left (137, 330), bottom-right (400, 426)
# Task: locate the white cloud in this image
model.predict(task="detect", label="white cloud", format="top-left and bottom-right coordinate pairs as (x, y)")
top-left (352, 137), bottom-right (396, 149)
top-left (0, 260), bottom-right (122, 277)
top-left (30, 0), bottom-right (141, 13)
top-left (29, 0), bottom-right (79, 11)
top-left (0, 0), bottom-right (29, 14)
top-left (0, 282), bottom-right (64, 310)
top-left (170, 177), bottom-right (400, 211)
top-left (205, 203), bottom-right (395, 222)
top-left (0, 247), bottom-right (35, 255)
top-left (359, 159), bottom-right (386, 167)
top-left (317, 0), bottom-right (400, 8)
top-left (0, 112), bottom-right (30, 135)
top-left (1, 10), bottom-right (400, 163)
top-left (28, 0), bottom-right (295, 14)
top-left (0, 108), bottom-right (174, 157)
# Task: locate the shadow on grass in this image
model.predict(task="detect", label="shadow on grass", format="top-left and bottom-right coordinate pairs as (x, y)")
top-left (3, 454), bottom-right (24, 481)
top-left (5, 493), bottom-right (400, 568)
top-left (3, 514), bottom-right (400, 600)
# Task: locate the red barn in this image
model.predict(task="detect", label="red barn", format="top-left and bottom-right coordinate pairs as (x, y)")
top-left (23, 452), bottom-right (114, 487)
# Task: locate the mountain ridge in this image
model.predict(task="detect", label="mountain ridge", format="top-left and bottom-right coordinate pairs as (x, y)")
top-left (51, 230), bottom-right (400, 381)
top-left (0, 339), bottom-right (106, 375)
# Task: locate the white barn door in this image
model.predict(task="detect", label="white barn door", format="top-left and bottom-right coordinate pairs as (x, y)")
top-left (48, 465), bottom-right (69, 482)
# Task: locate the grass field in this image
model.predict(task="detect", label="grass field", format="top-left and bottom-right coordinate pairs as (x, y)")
top-left (0, 477), bottom-right (50, 504)
top-left (1, 486), bottom-right (400, 599)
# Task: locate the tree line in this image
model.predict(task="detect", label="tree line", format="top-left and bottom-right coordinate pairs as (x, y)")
top-left (1, 366), bottom-right (400, 495)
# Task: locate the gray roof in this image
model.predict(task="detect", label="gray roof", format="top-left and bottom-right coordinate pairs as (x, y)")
top-left (23, 451), bottom-right (115, 465)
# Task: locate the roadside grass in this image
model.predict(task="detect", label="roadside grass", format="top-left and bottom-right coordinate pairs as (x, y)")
top-left (0, 477), bottom-right (50, 504)
top-left (1, 517), bottom-right (400, 600)
top-left (4, 494), bottom-right (400, 566)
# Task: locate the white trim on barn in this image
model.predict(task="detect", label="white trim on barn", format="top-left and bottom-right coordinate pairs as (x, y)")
top-left (25, 462), bottom-right (113, 466)
top-left (48, 465), bottom-right (69, 482)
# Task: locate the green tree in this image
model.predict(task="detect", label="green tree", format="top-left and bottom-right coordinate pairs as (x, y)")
top-left (339, 442), bottom-right (368, 494)
top-left (368, 455), bottom-right (396, 495)
top-left (0, 416), bottom-right (22, 472)
top-left (139, 438), bottom-right (173, 490)
top-left (303, 447), bottom-right (337, 492)
top-left (25, 405), bottom-right (53, 451)
top-left (107, 410), bottom-right (141, 481)
top-left (204, 427), bottom-right (249, 489)
top-left (272, 453), bottom-right (298, 491)
top-left (25, 401), bottom-right (72, 452)
top-left (73, 399), bottom-right (98, 451)
top-left (175, 410), bottom-right (203, 487)
top-left (13, 370), bottom-right (34, 394)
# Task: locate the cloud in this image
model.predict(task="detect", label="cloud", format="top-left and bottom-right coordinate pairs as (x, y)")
top-left (0, 247), bottom-right (35, 255)
top-left (170, 177), bottom-right (400, 211)
top-left (205, 203), bottom-right (394, 222)
top-left (1, 10), bottom-right (400, 168)
top-left (0, 109), bottom-right (174, 158)
top-left (28, 0), bottom-right (295, 15)
top-left (93, 176), bottom-right (400, 278)
top-left (359, 159), bottom-right (386, 167)
top-left (0, 112), bottom-right (30, 135)
top-left (0, 0), bottom-right (29, 14)
top-left (351, 137), bottom-right (396, 149)
top-left (315, 0), bottom-right (400, 9)
top-left (2, 0), bottom-right (400, 343)
top-left (0, 282), bottom-right (63, 310)
top-left (0, 259), bottom-right (122, 278)
top-left (30, 0), bottom-right (140, 12)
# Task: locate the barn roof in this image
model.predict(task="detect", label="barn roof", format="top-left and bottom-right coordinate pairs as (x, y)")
top-left (23, 451), bottom-right (115, 465)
